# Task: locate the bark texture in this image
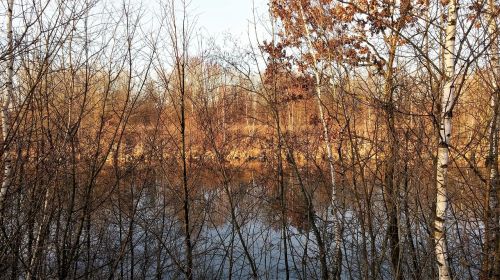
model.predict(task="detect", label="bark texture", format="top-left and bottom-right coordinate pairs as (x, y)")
top-left (0, 0), bottom-right (14, 211)
top-left (434, 1), bottom-right (457, 279)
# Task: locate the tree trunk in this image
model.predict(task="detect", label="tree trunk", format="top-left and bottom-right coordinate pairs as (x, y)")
top-left (298, 5), bottom-right (342, 278)
top-left (434, 1), bottom-right (457, 279)
top-left (482, 0), bottom-right (500, 278)
top-left (26, 186), bottom-right (51, 279)
top-left (384, 37), bottom-right (402, 280)
top-left (180, 62), bottom-right (193, 280)
top-left (0, 0), bottom-right (15, 212)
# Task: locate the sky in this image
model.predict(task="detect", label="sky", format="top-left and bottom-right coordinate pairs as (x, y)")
top-left (191, 0), bottom-right (268, 42)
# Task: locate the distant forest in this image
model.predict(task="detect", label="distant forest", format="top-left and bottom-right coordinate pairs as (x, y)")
top-left (0, 0), bottom-right (499, 279)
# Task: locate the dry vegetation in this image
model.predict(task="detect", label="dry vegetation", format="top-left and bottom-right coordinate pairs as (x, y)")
top-left (0, 0), bottom-right (499, 279)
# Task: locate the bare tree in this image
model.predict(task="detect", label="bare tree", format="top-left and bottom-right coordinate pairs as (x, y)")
top-left (0, 0), bottom-right (15, 214)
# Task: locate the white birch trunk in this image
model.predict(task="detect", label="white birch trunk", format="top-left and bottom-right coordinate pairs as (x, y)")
top-left (490, 0), bottom-right (500, 273)
top-left (484, 0), bottom-right (500, 277)
top-left (26, 187), bottom-right (51, 279)
top-left (298, 4), bottom-right (342, 276)
top-left (487, 0), bottom-right (499, 181)
top-left (434, 1), bottom-right (457, 279)
top-left (0, 0), bottom-right (15, 210)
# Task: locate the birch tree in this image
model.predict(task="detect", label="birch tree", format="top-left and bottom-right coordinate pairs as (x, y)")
top-left (483, 0), bottom-right (500, 278)
top-left (268, 1), bottom-right (368, 276)
top-left (0, 0), bottom-right (14, 213)
top-left (434, 0), bottom-right (458, 279)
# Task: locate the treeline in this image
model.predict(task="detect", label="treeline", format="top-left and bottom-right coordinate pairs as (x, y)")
top-left (0, 0), bottom-right (499, 279)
